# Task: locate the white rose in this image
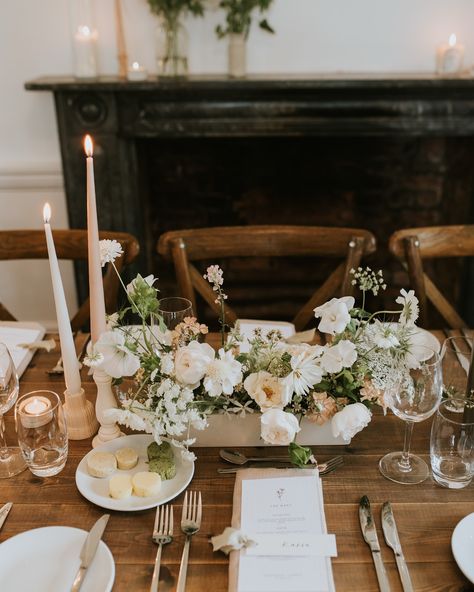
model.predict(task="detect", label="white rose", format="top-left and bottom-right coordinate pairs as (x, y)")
top-left (260, 408), bottom-right (301, 446)
top-left (314, 296), bottom-right (355, 335)
top-left (321, 340), bottom-right (357, 373)
top-left (244, 371), bottom-right (292, 410)
top-left (174, 341), bottom-right (215, 386)
top-left (331, 403), bottom-right (371, 441)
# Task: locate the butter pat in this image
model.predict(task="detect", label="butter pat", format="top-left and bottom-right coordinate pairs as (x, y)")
top-left (87, 452), bottom-right (117, 478)
top-left (109, 474), bottom-right (133, 499)
top-left (132, 471), bottom-right (161, 497)
top-left (115, 447), bottom-right (139, 470)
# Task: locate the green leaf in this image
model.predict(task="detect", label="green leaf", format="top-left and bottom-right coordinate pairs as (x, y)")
top-left (259, 18), bottom-right (274, 33)
top-left (288, 442), bottom-right (313, 468)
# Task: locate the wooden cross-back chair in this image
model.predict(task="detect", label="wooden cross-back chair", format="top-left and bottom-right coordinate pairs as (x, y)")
top-left (389, 225), bottom-right (474, 329)
top-left (0, 229), bottom-right (140, 331)
top-left (158, 225), bottom-right (377, 331)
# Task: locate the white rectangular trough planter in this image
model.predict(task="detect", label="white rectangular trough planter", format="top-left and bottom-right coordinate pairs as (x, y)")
top-left (188, 414), bottom-right (350, 447)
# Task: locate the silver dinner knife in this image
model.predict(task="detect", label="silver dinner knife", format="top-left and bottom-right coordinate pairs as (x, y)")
top-left (382, 502), bottom-right (413, 592)
top-left (71, 514), bottom-right (110, 592)
top-left (359, 496), bottom-right (391, 592)
top-left (0, 502), bottom-right (12, 531)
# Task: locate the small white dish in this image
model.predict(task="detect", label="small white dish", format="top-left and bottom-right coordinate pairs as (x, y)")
top-left (451, 512), bottom-right (474, 583)
top-left (76, 434), bottom-right (194, 511)
top-left (0, 526), bottom-right (114, 592)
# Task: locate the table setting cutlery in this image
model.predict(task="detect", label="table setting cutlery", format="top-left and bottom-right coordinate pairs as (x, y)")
top-left (219, 448), bottom-right (293, 465)
top-left (150, 504), bottom-right (174, 592)
top-left (381, 502), bottom-right (413, 592)
top-left (71, 513), bottom-right (110, 592)
top-left (0, 502), bottom-right (12, 532)
top-left (217, 455), bottom-right (344, 474)
top-left (177, 490), bottom-right (202, 592)
top-left (47, 333), bottom-right (90, 376)
top-left (359, 496), bottom-right (391, 592)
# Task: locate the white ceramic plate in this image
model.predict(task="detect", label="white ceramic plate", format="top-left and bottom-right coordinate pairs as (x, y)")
top-left (76, 434), bottom-right (194, 511)
top-left (0, 526), bottom-right (114, 592)
top-left (452, 512), bottom-right (474, 583)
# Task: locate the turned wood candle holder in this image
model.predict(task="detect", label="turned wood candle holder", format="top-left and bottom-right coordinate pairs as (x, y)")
top-left (92, 367), bottom-right (124, 448)
top-left (62, 388), bottom-right (98, 440)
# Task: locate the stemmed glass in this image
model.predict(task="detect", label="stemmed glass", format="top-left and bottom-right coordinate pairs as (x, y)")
top-left (379, 345), bottom-right (443, 484)
top-left (158, 297), bottom-right (193, 330)
top-left (0, 343), bottom-right (26, 478)
top-left (440, 335), bottom-right (473, 399)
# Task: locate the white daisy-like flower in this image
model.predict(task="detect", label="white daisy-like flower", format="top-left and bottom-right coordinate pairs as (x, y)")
top-left (99, 239), bottom-right (123, 267)
top-left (203, 348), bottom-right (243, 397)
top-left (284, 348), bottom-right (324, 396)
top-left (396, 289), bottom-right (419, 326)
top-left (82, 342), bottom-right (104, 368)
top-left (372, 320), bottom-right (400, 349)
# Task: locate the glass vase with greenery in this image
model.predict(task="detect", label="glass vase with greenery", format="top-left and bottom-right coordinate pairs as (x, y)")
top-left (147, 0), bottom-right (205, 76)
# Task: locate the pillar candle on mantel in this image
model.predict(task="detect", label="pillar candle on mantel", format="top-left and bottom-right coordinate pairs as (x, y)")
top-left (43, 203), bottom-right (82, 395)
top-left (84, 135), bottom-right (107, 343)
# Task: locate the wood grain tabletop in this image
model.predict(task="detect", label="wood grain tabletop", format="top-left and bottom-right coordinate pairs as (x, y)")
top-left (1, 331), bottom-right (473, 592)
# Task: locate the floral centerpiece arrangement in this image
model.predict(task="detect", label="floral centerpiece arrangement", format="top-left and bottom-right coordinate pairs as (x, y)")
top-left (86, 240), bottom-right (422, 466)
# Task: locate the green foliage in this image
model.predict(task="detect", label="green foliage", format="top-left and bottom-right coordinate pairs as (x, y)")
top-left (288, 442), bottom-right (313, 468)
top-left (216, 0), bottom-right (274, 39)
top-left (127, 274), bottom-right (160, 320)
top-left (147, 0), bottom-right (204, 21)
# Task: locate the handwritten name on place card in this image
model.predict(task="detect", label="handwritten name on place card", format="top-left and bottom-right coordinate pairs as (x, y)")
top-left (245, 533), bottom-right (337, 557)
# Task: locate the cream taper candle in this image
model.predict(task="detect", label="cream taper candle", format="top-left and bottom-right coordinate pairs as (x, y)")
top-left (84, 135), bottom-right (107, 343)
top-left (43, 203), bottom-right (82, 395)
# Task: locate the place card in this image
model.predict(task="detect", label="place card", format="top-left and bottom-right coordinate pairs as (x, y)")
top-left (230, 468), bottom-right (336, 592)
top-left (0, 322), bottom-right (46, 377)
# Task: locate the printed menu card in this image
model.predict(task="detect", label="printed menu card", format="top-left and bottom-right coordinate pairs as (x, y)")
top-left (229, 468), bottom-right (336, 592)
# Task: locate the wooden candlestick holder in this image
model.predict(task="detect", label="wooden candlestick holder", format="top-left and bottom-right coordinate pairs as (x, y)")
top-left (92, 367), bottom-right (124, 447)
top-left (62, 388), bottom-right (98, 440)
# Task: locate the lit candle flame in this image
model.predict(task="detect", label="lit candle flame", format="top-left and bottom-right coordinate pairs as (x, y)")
top-left (84, 134), bottom-right (93, 157)
top-left (78, 25), bottom-right (91, 37)
top-left (449, 33), bottom-right (457, 47)
top-left (132, 61), bottom-right (140, 70)
top-left (43, 202), bottom-right (51, 223)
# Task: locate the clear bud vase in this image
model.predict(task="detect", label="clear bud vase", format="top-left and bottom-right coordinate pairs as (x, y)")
top-left (228, 33), bottom-right (246, 78)
top-left (156, 16), bottom-right (189, 77)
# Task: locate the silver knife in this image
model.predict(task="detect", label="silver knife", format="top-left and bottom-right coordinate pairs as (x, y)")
top-left (71, 514), bottom-right (110, 592)
top-left (359, 496), bottom-right (391, 592)
top-left (0, 502), bottom-right (12, 531)
top-left (382, 502), bottom-right (413, 592)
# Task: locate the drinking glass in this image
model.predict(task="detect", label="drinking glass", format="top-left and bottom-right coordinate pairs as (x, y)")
top-left (440, 335), bottom-right (473, 398)
top-left (158, 297), bottom-right (193, 330)
top-left (379, 346), bottom-right (443, 484)
top-left (0, 343), bottom-right (26, 478)
top-left (430, 397), bottom-right (474, 489)
top-left (15, 390), bottom-right (68, 477)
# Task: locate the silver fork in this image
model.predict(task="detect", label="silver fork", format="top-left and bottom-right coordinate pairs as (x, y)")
top-left (150, 504), bottom-right (174, 592)
top-left (176, 491), bottom-right (202, 592)
top-left (217, 455), bottom-right (344, 474)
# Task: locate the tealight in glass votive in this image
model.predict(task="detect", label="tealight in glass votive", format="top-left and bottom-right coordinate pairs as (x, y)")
top-left (15, 390), bottom-right (68, 477)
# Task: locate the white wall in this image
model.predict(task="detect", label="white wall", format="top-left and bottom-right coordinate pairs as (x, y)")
top-left (1, 0), bottom-right (474, 326)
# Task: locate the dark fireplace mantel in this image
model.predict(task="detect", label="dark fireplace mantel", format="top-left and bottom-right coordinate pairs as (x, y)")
top-left (25, 75), bottom-right (474, 318)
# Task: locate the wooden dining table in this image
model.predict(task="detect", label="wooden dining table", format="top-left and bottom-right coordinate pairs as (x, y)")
top-left (1, 330), bottom-right (474, 592)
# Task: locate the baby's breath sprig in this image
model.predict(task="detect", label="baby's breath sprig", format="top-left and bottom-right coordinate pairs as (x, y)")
top-left (350, 267), bottom-right (387, 296)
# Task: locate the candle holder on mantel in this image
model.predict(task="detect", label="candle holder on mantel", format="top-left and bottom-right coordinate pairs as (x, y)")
top-left (92, 368), bottom-right (124, 447)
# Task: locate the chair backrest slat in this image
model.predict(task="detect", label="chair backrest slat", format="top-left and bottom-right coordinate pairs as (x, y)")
top-left (159, 225), bottom-right (376, 331)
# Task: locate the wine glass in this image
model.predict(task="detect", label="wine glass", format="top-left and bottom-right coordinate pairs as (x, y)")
top-left (440, 335), bottom-right (473, 400)
top-left (158, 297), bottom-right (193, 330)
top-left (379, 345), bottom-right (443, 484)
top-left (0, 343), bottom-right (26, 478)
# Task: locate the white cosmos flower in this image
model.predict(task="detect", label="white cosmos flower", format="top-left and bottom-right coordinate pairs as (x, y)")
top-left (203, 348), bottom-right (243, 397)
top-left (285, 348), bottom-right (324, 395)
top-left (260, 408), bottom-right (301, 445)
top-left (174, 341), bottom-right (215, 386)
top-left (99, 239), bottom-right (123, 267)
top-left (320, 340), bottom-right (357, 373)
top-left (94, 330), bottom-right (141, 378)
top-left (372, 320), bottom-right (400, 349)
top-left (331, 403), bottom-right (371, 441)
top-left (82, 342), bottom-right (104, 368)
top-left (314, 296), bottom-right (355, 335)
top-left (396, 289), bottom-right (419, 326)
top-left (244, 371), bottom-right (292, 410)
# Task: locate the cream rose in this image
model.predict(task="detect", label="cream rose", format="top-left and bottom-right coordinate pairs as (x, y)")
top-left (260, 408), bottom-right (301, 446)
top-left (174, 341), bottom-right (215, 386)
top-left (244, 371), bottom-right (292, 410)
top-left (331, 403), bottom-right (371, 441)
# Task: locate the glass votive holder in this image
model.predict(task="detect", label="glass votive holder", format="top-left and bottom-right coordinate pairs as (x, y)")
top-left (158, 297), bottom-right (193, 330)
top-left (430, 397), bottom-right (474, 489)
top-left (15, 390), bottom-right (68, 477)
